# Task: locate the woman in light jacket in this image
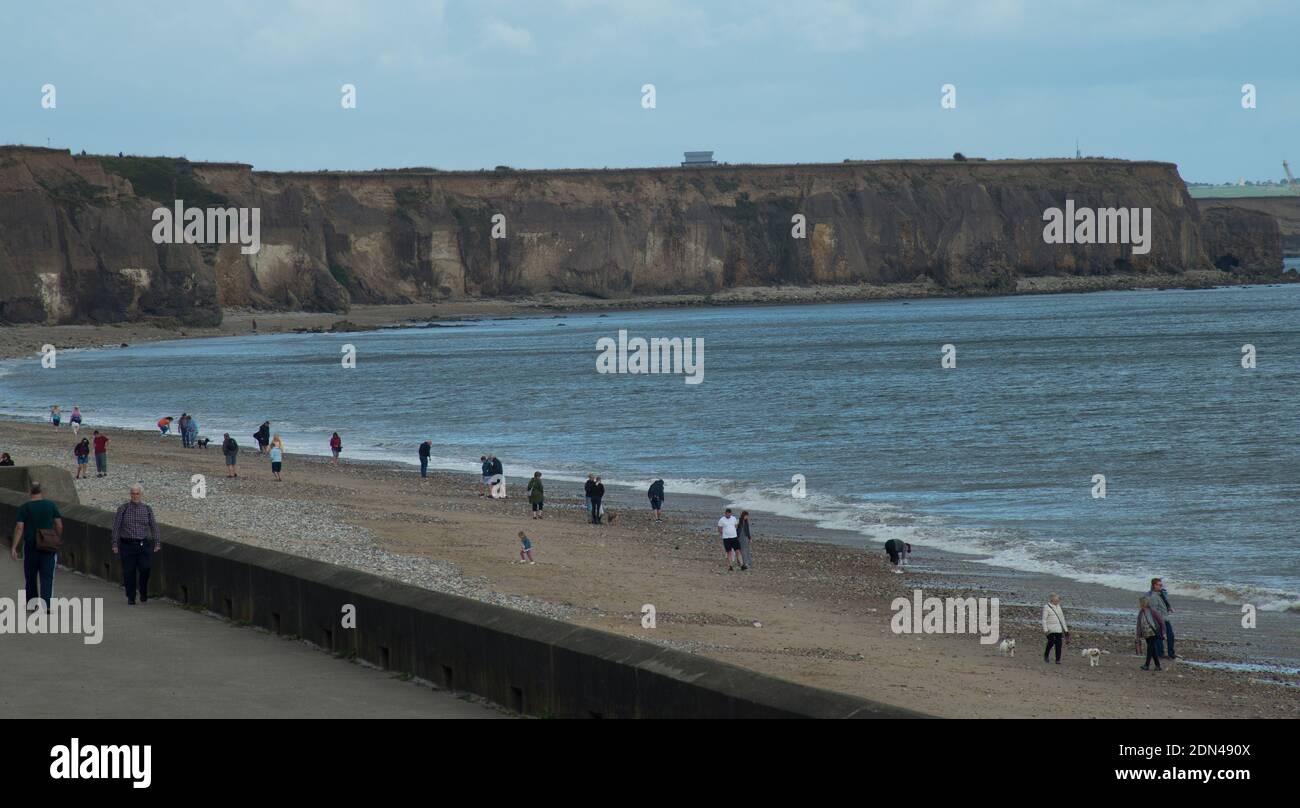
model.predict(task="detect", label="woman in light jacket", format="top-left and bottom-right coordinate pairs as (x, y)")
top-left (1042, 594), bottom-right (1068, 664)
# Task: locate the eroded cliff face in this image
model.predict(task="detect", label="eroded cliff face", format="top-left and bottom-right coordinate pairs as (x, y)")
top-left (0, 146), bottom-right (1284, 326)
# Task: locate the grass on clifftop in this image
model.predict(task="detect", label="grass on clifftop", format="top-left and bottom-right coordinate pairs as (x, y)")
top-left (99, 156), bottom-right (230, 207)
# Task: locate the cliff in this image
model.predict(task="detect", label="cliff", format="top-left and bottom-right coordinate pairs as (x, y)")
top-left (0, 146), bottom-right (1285, 326)
top-left (1194, 195), bottom-right (1300, 257)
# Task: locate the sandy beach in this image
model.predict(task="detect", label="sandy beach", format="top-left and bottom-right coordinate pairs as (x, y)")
top-left (1, 419), bottom-right (1295, 718)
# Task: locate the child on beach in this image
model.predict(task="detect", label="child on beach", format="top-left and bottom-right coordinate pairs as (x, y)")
top-left (270, 435), bottom-right (284, 481)
top-left (157, 416), bottom-right (173, 435)
top-left (518, 531), bottom-right (535, 564)
top-left (50, 405), bottom-right (61, 428)
top-left (70, 406), bottom-right (82, 435)
top-left (73, 438), bottom-right (90, 478)
top-left (330, 432), bottom-right (342, 465)
top-left (0, 453), bottom-right (13, 466)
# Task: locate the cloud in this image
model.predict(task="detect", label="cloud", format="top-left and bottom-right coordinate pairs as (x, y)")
top-left (484, 18), bottom-right (535, 52)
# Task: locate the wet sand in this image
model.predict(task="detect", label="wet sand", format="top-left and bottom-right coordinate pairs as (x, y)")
top-left (1, 419), bottom-right (1296, 718)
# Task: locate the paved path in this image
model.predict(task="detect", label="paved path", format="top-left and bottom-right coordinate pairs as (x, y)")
top-left (1, 570), bottom-right (506, 718)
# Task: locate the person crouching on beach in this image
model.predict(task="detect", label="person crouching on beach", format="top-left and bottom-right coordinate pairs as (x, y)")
top-left (717, 508), bottom-right (741, 570)
top-left (330, 432), bottom-right (343, 465)
top-left (222, 433), bottom-right (239, 478)
top-left (1042, 594), bottom-right (1069, 664)
top-left (157, 416), bottom-right (173, 435)
top-left (73, 438), bottom-right (90, 479)
top-left (518, 531), bottom-right (535, 564)
top-left (526, 471), bottom-right (544, 518)
top-left (1136, 596), bottom-right (1166, 671)
top-left (884, 538), bottom-right (905, 573)
top-left (269, 435), bottom-right (284, 481)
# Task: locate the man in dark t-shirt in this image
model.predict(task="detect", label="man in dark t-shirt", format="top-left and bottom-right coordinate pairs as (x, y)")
top-left (9, 483), bottom-right (64, 608)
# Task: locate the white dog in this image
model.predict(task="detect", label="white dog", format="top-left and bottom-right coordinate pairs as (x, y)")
top-left (997, 638), bottom-right (1016, 657)
top-left (1081, 648), bottom-right (1110, 667)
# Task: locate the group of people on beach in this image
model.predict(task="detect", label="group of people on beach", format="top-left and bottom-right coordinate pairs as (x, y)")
top-left (1036, 579), bottom-right (1177, 670)
top-left (49, 405), bottom-right (83, 433)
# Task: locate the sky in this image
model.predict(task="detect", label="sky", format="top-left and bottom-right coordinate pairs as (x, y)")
top-left (0, 0), bottom-right (1296, 183)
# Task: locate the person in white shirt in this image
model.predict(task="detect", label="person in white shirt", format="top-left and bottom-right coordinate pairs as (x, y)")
top-left (1042, 594), bottom-right (1069, 664)
top-left (716, 508), bottom-right (741, 571)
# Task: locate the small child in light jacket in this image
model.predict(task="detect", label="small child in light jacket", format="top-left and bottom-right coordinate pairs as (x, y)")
top-left (518, 531), bottom-right (535, 564)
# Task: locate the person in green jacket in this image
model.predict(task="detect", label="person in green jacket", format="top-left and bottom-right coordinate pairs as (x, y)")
top-left (526, 471), bottom-right (544, 519)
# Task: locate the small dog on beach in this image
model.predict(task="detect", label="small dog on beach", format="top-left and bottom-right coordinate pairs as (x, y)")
top-left (196, 438), bottom-right (210, 449)
top-left (997, 638), bottom-right (1016, 657)
top-left (605, 510), bottom-right (618, 525)
top-left (1081, 648), bottom-right (1110, 667)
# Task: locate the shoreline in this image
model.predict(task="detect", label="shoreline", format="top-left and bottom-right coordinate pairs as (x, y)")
top-left (0, 419), bottom-right (1296, 717)
top-left (2, 270), bottom-right (1295, 361)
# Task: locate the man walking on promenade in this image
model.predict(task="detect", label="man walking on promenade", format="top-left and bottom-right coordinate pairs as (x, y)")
top-left (112, 484), bottom-right (161, 605)
top-left (92, 430), bottom-right (110, 477)
top-left (9, 483), bottom-right (63, 610)
top-left (1147, 578), bottom-right (1176, 660)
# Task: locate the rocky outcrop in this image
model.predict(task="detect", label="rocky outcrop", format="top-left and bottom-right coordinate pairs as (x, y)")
top-left (0, 146), bottom-right (1287, 325)
top-left (1195, 195), bottom-right (1300, 257)
top-left (1197, 204), bottom-right (1284, 271)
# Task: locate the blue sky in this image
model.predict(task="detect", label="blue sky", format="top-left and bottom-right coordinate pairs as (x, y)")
top-left (1, 0), bottom-right (1296, 182)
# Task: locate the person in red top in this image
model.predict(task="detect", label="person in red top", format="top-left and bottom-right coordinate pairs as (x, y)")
top-left (92, 430), bottom-right (110, 477)
top-left (329, 432), bottom-right (342, 466)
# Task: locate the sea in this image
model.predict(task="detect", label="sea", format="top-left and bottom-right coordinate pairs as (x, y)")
top-left (2, 283), bottom-right (1299, 627)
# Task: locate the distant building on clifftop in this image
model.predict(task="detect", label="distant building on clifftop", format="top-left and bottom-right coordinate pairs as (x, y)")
top-left (682, 151), bottom-right (717, 167)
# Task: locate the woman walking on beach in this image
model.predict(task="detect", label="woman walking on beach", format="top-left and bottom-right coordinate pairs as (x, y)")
top-left (736, 511), bottom-right (754, 570)
top-left (73, 438), bottom-right (90, 479)
top-left (70, 406), bottom-right (82, 435)
top-left (1042, 594), bottom-right (1068, 664)
top-left (222, 433), bottom-right (239, 478)
top-left (330, 432), bottom-right (342, 465)
top-left (1136, 596), bottom-right (1166, 671)
top-left (269, 435), bottom-right (284, 481)
top-left (527, 472), bottom-right (544, 519)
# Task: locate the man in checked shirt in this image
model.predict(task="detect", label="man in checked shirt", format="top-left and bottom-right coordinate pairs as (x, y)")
top-left (112, 484), bottom-right (162, 605)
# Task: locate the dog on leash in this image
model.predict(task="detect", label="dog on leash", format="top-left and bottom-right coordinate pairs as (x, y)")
top-left (196, 437), bottom-right (211, 449)
top-left (997, 638), bottom-right (1016, 657)
top-left (1081, 648), bottom-right (1110, 667)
